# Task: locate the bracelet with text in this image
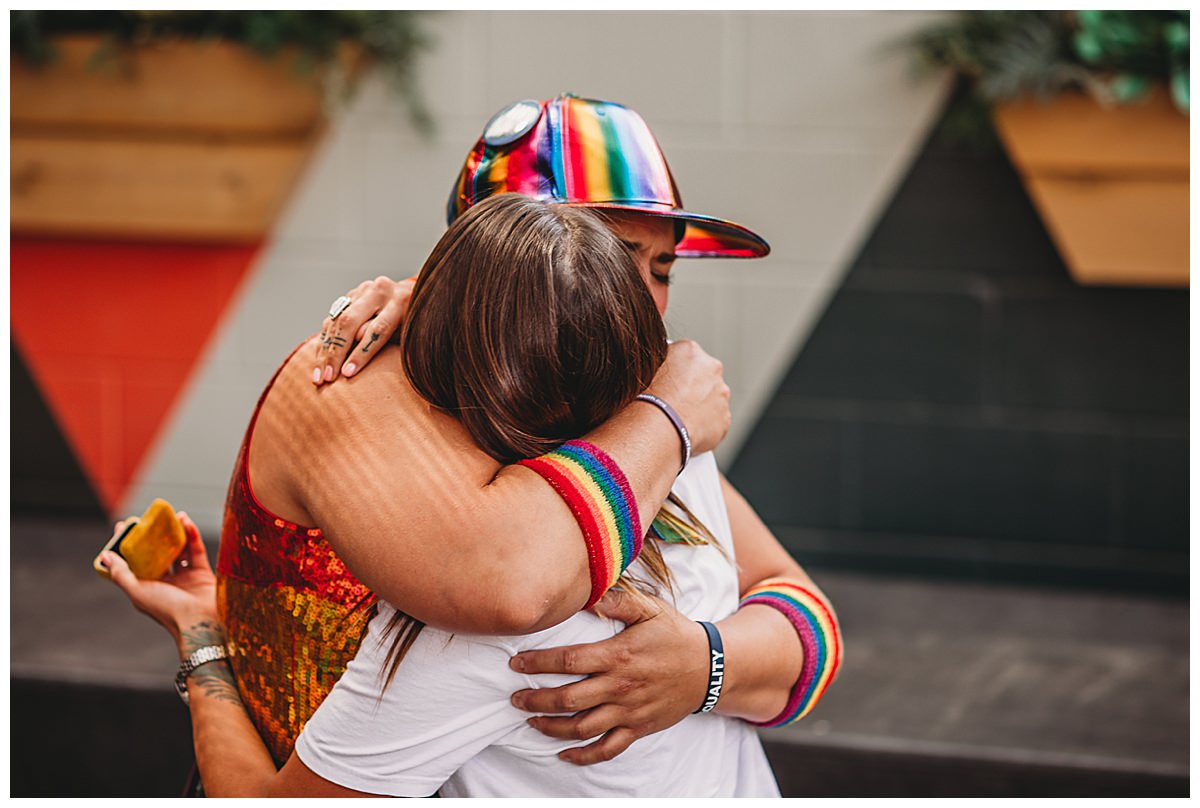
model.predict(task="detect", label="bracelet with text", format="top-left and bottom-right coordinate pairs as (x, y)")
top-left (693, 621), bottom-right (725, 713)
top-left (738, 578), bottom-right (843, 727)
top-left (517, 440), bottom-right (642, 609)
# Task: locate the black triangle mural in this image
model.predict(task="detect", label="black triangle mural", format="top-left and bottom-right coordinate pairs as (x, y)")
top-left (728, 89), bottom-right (1188, 594)
top-left (11, 342), bottom-right (106, 519)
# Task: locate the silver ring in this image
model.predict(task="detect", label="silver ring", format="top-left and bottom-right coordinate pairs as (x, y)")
top-left (328, 295), bottom-right (353, 320)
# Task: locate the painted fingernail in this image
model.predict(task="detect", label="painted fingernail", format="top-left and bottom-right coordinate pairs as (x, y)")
top-left (343, 362), bottom-right (357, 376)
top-left (312, 368), bottom-right (322, 384)
top-left (324, 365), bottom-right (334, 382)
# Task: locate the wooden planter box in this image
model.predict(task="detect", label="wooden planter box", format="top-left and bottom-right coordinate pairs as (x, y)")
top-left (11, 35), bottom-right (360, 243)
top-left (992, 88), bottom-right (1189, 288)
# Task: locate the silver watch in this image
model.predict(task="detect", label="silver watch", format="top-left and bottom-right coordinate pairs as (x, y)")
top-left (175, 644), bottom-right (229, 705)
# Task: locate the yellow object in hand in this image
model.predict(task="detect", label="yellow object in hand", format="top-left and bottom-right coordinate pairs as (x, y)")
top-left (93, 498), bottom-right (187, 580)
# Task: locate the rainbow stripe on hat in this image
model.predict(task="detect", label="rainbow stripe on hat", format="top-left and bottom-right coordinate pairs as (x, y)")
top-left (739, 578), bottom-right (843, 727)
top-left (517, 439), bottom-right (642, 609)
top-left (447, 95), bottom-right (769, 259)
top-left (560, 96), bottom-right (675, 208)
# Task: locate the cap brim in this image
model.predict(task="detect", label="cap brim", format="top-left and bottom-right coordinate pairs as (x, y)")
top-left (569, 202), bottom-right (770, 259)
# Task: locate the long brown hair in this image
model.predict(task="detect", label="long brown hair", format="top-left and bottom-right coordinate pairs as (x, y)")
top-left (379, 194), bottom-right (675, 687)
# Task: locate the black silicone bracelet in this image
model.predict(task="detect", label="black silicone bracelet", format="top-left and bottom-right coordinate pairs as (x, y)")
top-left (694, 620), bottom-right (725, 714)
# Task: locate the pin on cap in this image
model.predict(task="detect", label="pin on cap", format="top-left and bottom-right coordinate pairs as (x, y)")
top-left (482, 100), bottom-right (542, 146)
top-left (447, 95), bottom-right (769, 259)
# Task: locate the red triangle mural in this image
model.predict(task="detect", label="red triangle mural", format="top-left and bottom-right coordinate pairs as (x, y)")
top-left (11, 239), bottom-right (259, 513)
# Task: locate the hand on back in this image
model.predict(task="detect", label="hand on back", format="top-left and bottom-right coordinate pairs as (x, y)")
top-left (508, 589), bottom-right (710, 765)
top-left (314, 275), bottom-right (415, 385)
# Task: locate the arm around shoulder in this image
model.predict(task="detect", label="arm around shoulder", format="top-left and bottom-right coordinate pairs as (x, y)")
top-left (268, 343), bottom-right (687, 635)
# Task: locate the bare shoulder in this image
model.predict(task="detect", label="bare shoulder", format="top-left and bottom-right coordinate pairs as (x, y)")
top-left (264, 337), bottom-right (433, 451)
top-left (280, 336), bottom-right (415, 415)
top-left (257, 337), bottom-right (503, 510)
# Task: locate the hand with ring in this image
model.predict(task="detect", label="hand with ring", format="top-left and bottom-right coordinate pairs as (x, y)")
top-left (313, 276), bottom-right (417, 385)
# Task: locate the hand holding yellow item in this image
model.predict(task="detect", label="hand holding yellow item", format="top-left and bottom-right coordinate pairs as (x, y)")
top-left (93, 498), bottom-right (187, 580)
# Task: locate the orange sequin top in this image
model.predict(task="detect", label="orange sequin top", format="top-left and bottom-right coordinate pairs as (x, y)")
top-left (216, 357), bottom-right (376, 765)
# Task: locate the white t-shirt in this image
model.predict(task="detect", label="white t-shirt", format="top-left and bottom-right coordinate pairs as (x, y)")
top-left (294, 452), bottom-right (781, 797)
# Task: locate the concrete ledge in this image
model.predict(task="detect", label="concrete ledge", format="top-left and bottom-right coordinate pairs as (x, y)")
top-left (762, 733), bottom-right (1187, 797)
top-left (11, 678), bottom-right (194, 798)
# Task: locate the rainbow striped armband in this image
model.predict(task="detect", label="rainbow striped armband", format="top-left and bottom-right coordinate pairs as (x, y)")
top-left (739, 578), bottom-right (843, 727)
top-left (516, 440), bottom-right (642, 610)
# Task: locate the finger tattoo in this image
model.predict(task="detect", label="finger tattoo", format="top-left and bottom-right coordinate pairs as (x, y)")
top-left (321, 332), bottom-right (347, 350)
top-left (362, 332), bottom-right (381, 353)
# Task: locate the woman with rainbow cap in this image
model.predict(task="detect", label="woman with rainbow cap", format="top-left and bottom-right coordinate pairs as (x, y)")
top-left (102, 96), bottom-right (841, 796)
top-left (315, 94), bottom-right (771, 385)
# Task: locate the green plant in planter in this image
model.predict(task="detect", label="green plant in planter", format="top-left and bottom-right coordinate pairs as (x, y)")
top-left (9, 10), bottom-right (434, 129)
top-left (911, 10), bottom-right (1189, 114)
top-left (1073, 10), bottom-right (1189, 112)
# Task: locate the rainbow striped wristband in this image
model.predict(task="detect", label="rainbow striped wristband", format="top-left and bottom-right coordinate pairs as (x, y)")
top-left (517, 440), bottom-right (642, 610)
top-left (739, 579), bottom-right (843, 727)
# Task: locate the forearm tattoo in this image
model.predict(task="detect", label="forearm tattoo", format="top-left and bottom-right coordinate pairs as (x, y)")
top-left (180, 620), bottom-right (242, 706)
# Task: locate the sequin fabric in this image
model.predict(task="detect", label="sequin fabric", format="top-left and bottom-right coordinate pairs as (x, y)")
top-left (216, 435), bottom-right (375, 765)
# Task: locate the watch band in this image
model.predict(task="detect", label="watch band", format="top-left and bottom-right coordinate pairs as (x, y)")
top-left (175, 644), bottom-right (228, 705)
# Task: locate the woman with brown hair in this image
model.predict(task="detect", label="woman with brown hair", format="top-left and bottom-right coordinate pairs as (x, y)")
top-left (104, 192), bottom-right (808, 795)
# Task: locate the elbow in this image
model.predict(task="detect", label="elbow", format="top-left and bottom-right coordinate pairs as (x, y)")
top-left (474, 555), bottom-right (587, 635)
top-left (467, 530), bottom-right (586, 635)
top-left (482, 578), bottom-right (563, 635)
top-left (489, 606), bottom-right (550, 637)
top-left (371, 572), bottom-right (566, 636)
top-left (399, 498), bottom-right (588, 634)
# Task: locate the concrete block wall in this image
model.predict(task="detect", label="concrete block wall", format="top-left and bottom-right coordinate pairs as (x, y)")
top-left (729, 88), bottom-right (1190, 590)
top-left (124, 11), bottom-right (951, 532)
